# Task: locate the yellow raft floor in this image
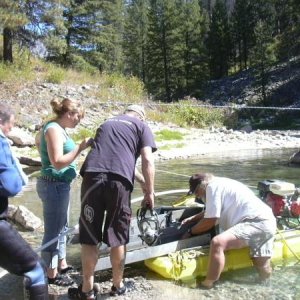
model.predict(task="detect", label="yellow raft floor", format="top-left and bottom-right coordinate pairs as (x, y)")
top-left (144, 229), bottom-right (300, 280)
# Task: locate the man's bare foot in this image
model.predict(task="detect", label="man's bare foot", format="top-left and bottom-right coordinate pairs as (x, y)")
top-left (200, 279), bottom-right (216, 289)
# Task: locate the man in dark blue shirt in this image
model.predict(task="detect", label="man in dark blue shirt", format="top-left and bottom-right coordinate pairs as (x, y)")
top-left (69, 105), bottom-right (156, 299)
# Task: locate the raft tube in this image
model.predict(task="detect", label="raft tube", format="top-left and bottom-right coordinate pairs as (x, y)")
top-left (144, 229), bottom-right (300, 280)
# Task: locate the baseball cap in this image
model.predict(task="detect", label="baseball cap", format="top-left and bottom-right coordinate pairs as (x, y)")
top-left (187, 173), bottom-right (206, 195)
top-left (126, 105), bottom-right (145, 120)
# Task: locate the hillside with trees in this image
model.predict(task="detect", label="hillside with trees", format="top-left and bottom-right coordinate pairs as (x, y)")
top-left (0, 0), bottom-right (299, 108)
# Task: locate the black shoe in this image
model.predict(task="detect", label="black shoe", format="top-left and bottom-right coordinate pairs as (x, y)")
top-left (59, 265), bottom-right (76, 274)
top-left (110, 281), bottom-right (134, 296)
top-left (48, 274), bottom-right (74, 286)
top-left (68, 284), bottom-right (96, 300)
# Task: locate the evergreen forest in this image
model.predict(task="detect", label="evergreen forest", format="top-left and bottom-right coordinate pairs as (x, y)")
top-left (0, 0), bottom-right (299, 103)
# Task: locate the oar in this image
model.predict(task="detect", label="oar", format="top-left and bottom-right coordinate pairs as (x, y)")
top-left (35, 224), bottom-right (79, 253)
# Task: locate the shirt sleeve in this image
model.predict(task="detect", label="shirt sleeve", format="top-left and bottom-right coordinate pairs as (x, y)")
top-left (141, 124), bottom-right (157, 153)
top-left (0, 138), bottom-right (23, 197)
top-left (204, 184), bottom-right (222, 218)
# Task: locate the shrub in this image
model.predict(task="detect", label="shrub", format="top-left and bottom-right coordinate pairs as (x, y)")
top-left (155, 129), bottom-right (184, 142)
top-left (96, 74), bottom-right (146, 103)
top-left (71, 127), bottom-right (96, 142)
top-left (45, 65), bottom-right (65, 83)
top-left (151, 102), bottom-right (238, 129)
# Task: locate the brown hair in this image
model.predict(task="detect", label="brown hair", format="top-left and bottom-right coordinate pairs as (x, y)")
top-left (0, 103), bottom-right (14, 124)
top-left (50, 98), bottom-right (85, 119)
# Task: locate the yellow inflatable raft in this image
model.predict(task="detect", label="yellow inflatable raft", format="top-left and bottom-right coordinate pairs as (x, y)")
top-left (144, 229), bottom-right (300, 280)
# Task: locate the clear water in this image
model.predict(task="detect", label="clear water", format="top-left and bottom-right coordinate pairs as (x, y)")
top-left (8, 148), bottom-right (300, 299)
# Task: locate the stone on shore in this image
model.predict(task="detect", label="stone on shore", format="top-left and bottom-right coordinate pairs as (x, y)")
top-left (8, 204), bottom-right (42, 231)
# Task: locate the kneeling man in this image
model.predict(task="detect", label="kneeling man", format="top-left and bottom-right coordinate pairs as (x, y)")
top-left (182, 173), bottom-right (276, 289)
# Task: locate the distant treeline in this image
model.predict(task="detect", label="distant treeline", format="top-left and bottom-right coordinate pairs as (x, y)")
top-left (0, 0), bottom-right (299, 102)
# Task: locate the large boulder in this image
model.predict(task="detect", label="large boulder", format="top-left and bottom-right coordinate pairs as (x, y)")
top-left (289, 150), bottom-right (300, 165)
top-left (13, 205), bottom-right (42, 231)
top-left (8, 127), bottom-right (35, 147)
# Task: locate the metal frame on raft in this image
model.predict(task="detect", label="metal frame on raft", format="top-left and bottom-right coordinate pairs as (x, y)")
top-left (35, 184), bottom-right (300, 277)
top-left (93, 182), bottom-right (300, 277)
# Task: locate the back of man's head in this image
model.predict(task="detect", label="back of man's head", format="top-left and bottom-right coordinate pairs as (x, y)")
top-left (125, 105), bottom-right (145, 121)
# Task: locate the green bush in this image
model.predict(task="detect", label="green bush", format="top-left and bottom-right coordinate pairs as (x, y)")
top-left (45, 66), bottom-right (65, 83)
top-left (0, 54), bottom-right (34, 82)
top-left (97, 74), bottom-right (146, 103)
top-left (153, 102), bottom-right (238, 129)
top-left (69, 54), bottom-right (98, 74)
top-left (71, 127), bottom-right (96, 142)
top-left (155, 129), bottom-right (184, 142)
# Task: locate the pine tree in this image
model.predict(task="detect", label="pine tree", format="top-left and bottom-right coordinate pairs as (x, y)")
top-left (123, 0), bottom-right (150, 81)
top-left (0, 1), bottom-right (28, 62)
top-left (58, 0), bottom-right (103, 69)
top-left (206, 0), bottom-right (232, 79)
top-left (30, 0), bottom-right (69, 60)
top-left (145, 0), bottom-right (186, 102)
top-left (247, 0), bottom-right (276, 105)
top-left (40, 0), bottom-right (126, 73)
top-left (93, 0), bottom-right (125, 73)
top-left (231, 0), bottom-right (256, 70)
top-left (181, 0), bottom-right (208, 97)
top-left (273, 0), bottom-right (300, 60)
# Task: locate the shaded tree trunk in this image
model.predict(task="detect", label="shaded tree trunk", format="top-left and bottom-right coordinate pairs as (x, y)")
top-left (162, 24), bottom-right (171, 102)
top-left (3, 27), bottom-right (13, 63)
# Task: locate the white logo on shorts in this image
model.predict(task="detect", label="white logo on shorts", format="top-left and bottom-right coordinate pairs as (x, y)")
top-left (84, 204), bottom-right (94, 223)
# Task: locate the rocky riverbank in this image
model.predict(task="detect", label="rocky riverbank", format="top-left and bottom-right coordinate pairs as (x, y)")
top-left (2, 81), bottom-right (300, 164)
top-left (9, 121), bottom-right (300, 166)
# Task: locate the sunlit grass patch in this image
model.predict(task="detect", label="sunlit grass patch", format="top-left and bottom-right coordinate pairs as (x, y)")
top-left (70, 127), bottom-right (96, 142)
top-left (155, 129), bottom-right (185, 142)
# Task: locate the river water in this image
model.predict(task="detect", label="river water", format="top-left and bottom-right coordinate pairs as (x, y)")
top-left (5, 148), bottom-right (300, 299)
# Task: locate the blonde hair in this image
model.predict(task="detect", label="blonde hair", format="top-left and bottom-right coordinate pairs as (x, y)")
top-left (50, 98), bottom-right (85, 119)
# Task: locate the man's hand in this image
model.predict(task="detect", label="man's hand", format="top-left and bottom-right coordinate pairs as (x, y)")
top-left (181, 211), bottom-right (205, 225)
top-left (181, 215), bottom-right (195, 225)
top-left (79, 137), bottom-right (93, 151)
top-left (141, 192), bottom-right (155, 209)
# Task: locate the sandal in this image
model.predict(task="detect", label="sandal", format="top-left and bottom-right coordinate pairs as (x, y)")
top-left (48, 274), bottom-right (74, 286)
top-left (59, 265), bottom-right (76, 274)
top-left (110, 281), bottom-right (134, 296)
top-left (68, 284), bottom-right (95, 300)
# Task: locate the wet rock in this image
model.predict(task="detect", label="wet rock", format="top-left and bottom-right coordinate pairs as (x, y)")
top-left (289, 150), bottom-right (300, 165)
top-left (7, 204), bottom-right (18, 219)
top-left (8, 127), bottom-right (35, 146)
top-left (13, 205), bottom-right (42, 231)
top-left (18, 156), bottom-right (41, 167)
